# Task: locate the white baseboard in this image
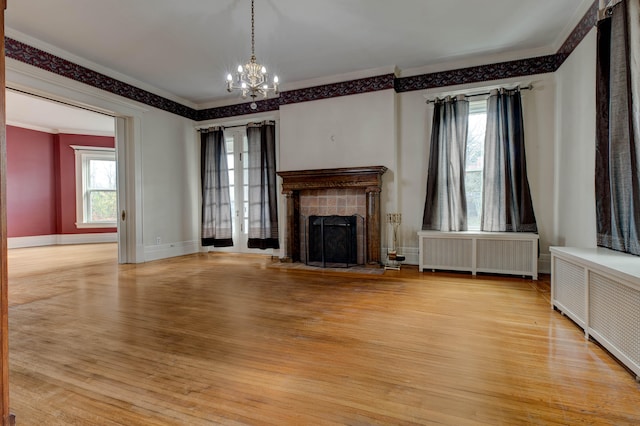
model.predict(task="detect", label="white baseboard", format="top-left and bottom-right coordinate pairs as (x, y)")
top-left (8, 233), bottom-right (117, 249)
top-left (144, 240), bottom-right (199, 262)
top-left (538, 254), bottom-right (551, 274)
top-left (398, 246), bottom-right (419, 265)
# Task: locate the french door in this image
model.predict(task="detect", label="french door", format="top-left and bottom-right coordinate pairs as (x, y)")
top-left (225, 128), bottom-right (250, 252)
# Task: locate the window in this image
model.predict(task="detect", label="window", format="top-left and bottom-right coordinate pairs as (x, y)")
top-left (464, 100), bottom-right (487, 230)
top-left (72, 146), bottom-right (117, 228)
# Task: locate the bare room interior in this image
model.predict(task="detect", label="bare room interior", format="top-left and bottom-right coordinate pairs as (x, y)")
top-left (1, 0), bottom-right (639, 424)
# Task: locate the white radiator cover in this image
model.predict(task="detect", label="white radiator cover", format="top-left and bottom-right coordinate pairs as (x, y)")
top-left (551, 246), bottom-right (640, 380)
top-left (417, 231), bottom-right (538, 279)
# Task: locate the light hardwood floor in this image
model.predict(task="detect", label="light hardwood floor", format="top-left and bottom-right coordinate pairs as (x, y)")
top-left (7, 244), bottom-right (640, 425)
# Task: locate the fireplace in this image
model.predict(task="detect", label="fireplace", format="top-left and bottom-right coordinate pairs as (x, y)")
top-left (307, 215), bottom-right (359, 267)
top-left (277, 166), bottom-right (387, 266)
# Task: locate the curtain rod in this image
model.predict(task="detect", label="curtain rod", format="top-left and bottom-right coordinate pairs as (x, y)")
top-left (599, 0), bottom-right (622, 20)
top-left (197, 124), bottom-right (244, 132)
top-left (196, 120), bottom-right (276, 132)
top-left (425, 84), bottom-right (533, 104)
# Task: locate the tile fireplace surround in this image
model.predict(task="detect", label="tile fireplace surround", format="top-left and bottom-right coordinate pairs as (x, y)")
top-left (277, 166), bottom-right (387, 267)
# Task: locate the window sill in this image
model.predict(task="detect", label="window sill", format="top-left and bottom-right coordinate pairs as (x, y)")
top-left (76, 222), bottom-right (117, 229)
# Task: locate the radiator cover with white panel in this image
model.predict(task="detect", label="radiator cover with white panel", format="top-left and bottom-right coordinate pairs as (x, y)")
top-left (551, 246), bottom-right (640, 380)
top-left (417, 231), bottom-right (538, 279)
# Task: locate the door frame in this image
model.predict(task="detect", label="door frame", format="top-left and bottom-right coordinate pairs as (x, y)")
top-left (0, 1), bottom-right (12, 422)
top-left (4, 69), bottom-right (146, 264)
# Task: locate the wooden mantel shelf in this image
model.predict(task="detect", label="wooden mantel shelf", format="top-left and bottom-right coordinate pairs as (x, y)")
top-left (277, 166), bottom-right (387, 266)
top-left (278, 166), bottom-right (387, 191)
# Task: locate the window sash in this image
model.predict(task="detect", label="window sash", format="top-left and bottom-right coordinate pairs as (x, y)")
top-left (72, 146), bottom-right (117, 228)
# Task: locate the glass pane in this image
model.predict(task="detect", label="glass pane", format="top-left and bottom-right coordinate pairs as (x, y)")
top-left (228, 172), bottom-right (235, 186)
top-left (226, 137), bottom-right (234, 154)
top-left (227, 154), bottom-right (234, 169)
top-left (89, 159), bottom-right (116, 190)
top-left (465, 110), bottom-right (487, 230)
top-left (89, 190), bottom-right (117, 222)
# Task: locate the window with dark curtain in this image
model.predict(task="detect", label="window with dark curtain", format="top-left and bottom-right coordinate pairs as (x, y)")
top-left (481, 89), bottom-right (537, 233)
top-left (422, 95), bottom-right (469, 231)
top-left (422, 89), bottom-right (537, 234)
top-left (201, 127), bottom-right (233, 247)
top-left (246, 121), bottom-right (279, 249)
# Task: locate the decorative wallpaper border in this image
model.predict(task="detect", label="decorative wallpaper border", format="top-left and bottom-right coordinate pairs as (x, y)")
top-left (4, 0), bottom-right (599, 122)
top-left (394, 55), bottom-right (560, 93)
top-left (278, 74), bottom-right (395, 105)
top-left (556, 0), bottom-right (599, 64)
top-left (195, 98), bottom-right (280, 121)
top-left (5, 37), bottom-right (199, 120)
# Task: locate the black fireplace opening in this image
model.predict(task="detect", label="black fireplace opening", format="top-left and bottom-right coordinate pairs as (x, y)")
top-left (307, 215), bottom-right (358, 267)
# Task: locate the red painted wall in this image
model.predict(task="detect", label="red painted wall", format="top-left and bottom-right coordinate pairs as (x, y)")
top-left (6, 126), bottom-right (116, 237)
top-left (6, 126), bottom-right (57, 237)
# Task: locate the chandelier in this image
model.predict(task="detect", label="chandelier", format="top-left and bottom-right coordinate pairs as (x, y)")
top-left (226, 0), bottom-right (279, 107)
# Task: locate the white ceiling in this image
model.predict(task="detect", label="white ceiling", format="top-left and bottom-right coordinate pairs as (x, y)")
top-left (5, 0), bottom-right (591, 108)
top-left (6, 90), bottom-right (115, 136)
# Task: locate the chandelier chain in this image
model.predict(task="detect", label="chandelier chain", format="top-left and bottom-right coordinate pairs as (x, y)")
top-left (250, 0), bottom-right (255, 60)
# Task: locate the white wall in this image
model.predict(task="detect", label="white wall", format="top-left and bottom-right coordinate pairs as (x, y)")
top-left (279, 90), bottom-right (398, 250)
top-left (141, 113), bottom-right (200, 261)
top-left (279, 90), bottom-right (396, 172)
top-left (397, 75), bottom-right (558, 267)
top-left (554, 29), bottom-right (597, 249)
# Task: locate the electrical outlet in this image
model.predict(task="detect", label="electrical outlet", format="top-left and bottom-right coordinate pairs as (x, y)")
top-left (156, 237), bottom-right (161, 245)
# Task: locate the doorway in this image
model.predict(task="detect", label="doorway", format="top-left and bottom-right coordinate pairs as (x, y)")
top-left (5, 89), bottom-right (129, 263)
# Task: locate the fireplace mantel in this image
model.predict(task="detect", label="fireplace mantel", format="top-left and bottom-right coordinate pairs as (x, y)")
top-left (279, 166), bottom-right (387, 191)
top-left (277, 166), bottom-right (387, 266)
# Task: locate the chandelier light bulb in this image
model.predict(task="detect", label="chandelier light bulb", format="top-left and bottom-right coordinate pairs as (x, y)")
top-left (261, 66), bottom-right (267, 74)
top-left (237, 65), bottom-right (243, 73)
top-left (274, 76), bottom-right (279, 83)
top-left (226, 73), bottom-right (233, 81)
top-left (263, 84), bottom-right (268, 90)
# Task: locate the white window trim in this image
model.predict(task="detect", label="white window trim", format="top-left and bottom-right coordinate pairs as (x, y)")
top-left (71, 145), bottom-right (117, 228)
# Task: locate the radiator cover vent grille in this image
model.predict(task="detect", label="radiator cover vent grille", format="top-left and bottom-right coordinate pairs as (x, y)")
top-left (418, 231), bottom-right (538, 279)
top-left (590, 272), bottom-right (640, 371)
top-left (477, 239), bottom-right (534, 274)
top-left (553, 257), bottom-right (586, 326)
top-left (421, 238), bottom-right (472, 270)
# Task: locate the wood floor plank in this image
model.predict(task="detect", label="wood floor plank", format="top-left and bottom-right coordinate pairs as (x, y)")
top-left (6, 244), bottom-right (640, 425)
